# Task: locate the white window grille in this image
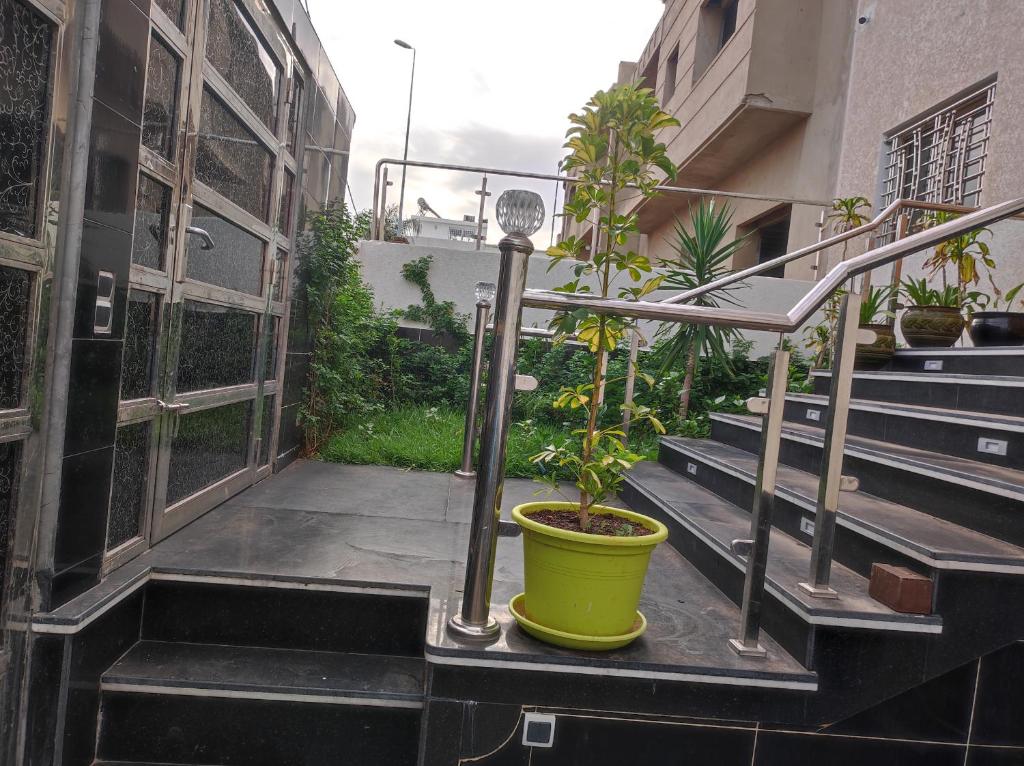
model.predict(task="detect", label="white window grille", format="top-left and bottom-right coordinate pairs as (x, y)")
top-left (879, 83), bottom-right (995, 241)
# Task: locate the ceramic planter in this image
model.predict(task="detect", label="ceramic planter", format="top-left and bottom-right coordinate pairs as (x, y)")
top-left (900, 306), bottom-right (964, 348)
top-left (854, 323), bottom-right (896, 370)
top-left (968, 311), bottom-right (1024, 347)
top-left (510, 501), bottom-right (667, 650)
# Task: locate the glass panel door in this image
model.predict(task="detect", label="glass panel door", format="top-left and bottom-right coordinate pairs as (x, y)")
top-left (109, 0), bottom-right (296, 553)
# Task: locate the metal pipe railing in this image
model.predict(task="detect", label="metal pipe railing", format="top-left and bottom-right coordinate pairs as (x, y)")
top-left (730, 338), bottom-right (790, 656)
top-left (448, 233), bottom-right (534, 640)
top-left (447, 195), bottom-right (1024, 652)
top-left (455, 298), bottom-right (491, 479)
top-left (370, 157), bottom-right (830, 243)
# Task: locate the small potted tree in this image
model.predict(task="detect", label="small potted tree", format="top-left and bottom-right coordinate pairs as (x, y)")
top-left (970, 282), bottom-right (1024, 346)
top-left (854, 285), bottom-right (896, 369)
top-left (899, 278), bottom-right (965, 348)
top-left (510, 84), bottom-right (677, 650)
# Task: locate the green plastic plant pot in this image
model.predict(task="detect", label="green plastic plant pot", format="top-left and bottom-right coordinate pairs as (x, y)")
top-left (511, 501), bottom-right (668, 642)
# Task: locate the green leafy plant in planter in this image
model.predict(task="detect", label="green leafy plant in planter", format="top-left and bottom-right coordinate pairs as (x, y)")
top-left (828, 196), bottom-right (872, 261)
top-left (511, 84), bottom-right (678, 650)
top-left (854, 285), bottom-right (896, 370)
top-left (899, 277), bottom-right (969, 348)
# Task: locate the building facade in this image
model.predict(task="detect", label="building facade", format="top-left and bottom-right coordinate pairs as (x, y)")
top-left (0, 0), bottom-right (353, 759)
top-left (575, 0), bottom-right (1022, 290)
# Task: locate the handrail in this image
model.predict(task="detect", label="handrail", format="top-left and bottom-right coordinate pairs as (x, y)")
top-left (660, 197), bottom-right (1024, 305)
top-left (522, 197), bottom-right (1024, 332)
top-left (370, 157), bottom-right (831, 240)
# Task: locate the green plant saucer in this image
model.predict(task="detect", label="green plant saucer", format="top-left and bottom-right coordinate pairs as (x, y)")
top-left (508, 593), bottom-right (647, 652)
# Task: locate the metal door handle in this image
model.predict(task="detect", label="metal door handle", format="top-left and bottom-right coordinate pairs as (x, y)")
top-left (186, 226), bottom-right (215, 250)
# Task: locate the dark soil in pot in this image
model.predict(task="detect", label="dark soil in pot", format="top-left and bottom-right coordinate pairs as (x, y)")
top-left (901, 306), bottom-right (964, 348)
top-left (528, 509), bottom-right (655, 537)
top-left (969, 311), bottom-right (1024, 347)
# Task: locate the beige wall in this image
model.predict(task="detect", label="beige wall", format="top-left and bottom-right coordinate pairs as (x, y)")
top-left (620, 0), bottom-right (857, 283)
top-left (832, 0), bottom-right (1024, 290)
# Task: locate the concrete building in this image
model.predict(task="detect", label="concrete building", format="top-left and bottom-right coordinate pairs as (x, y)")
top-left (571, 0), bottom-right (1023, 291)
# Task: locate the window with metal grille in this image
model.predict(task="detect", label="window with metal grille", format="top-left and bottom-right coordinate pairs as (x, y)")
top-left (879, 83), bottom-right (995, 240)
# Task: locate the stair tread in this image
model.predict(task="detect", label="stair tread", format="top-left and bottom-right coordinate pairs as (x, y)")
top-left (714, 412), bottom-right (1024, 501)
top-left (662, 436), bottom-right (1024, 569)
top-left (626, 460), bottom-right (940, 629)
top-left (102, 641), bottom-right (424, 704)
top-left (812, 369), bottom-right (1024, 385)
top-left (787, 392), bottom-right (1024, 431)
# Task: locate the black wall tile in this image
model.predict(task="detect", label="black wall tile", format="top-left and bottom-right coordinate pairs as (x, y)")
top-left (966, 746), bottom-right (1024, 765)
top-left (64, 339), bottom-right (123, 456)
top-left (530, 714), bottom-right (755, 766)
top-left (94, 0), bottom-right (149, 125)
top-left (98, 692), bottom-right (421, 765)
top-left (51, 552), bottom-right (104, 608)
top-left (73, 220), bottom-right (131, 340)
top-left (141, 581), bottom-right (427, 656)
top-left (84, 101), bottom-right (141, 233)
top-left (971, 642), bottom-right (1024, 746)
top-left (822, 658), bottom-right (977, 743)
top-left (53, 446), bottom-right (115, 574)
top-left (754, 730), bottom-right (965, 766)
top-left (22, 635), bottom-right (67, 766)
top-left (418, 699), bottom-right (464, 766)
top-left (63, 591), bottom-right (143, 766)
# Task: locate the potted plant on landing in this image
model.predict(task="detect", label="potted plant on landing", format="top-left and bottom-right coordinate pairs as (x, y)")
top-left (899, 278), bottom-right (966, 348)
top-left (970, 282), bottom-right (1024, 346)
top-left (854, 285), bottom-right (896, 370)
top-left (511, 84), bottom-right (678, 651)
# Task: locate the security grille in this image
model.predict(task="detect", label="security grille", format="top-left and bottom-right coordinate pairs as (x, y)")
top-left (878, 83), bottom-right (995, 241)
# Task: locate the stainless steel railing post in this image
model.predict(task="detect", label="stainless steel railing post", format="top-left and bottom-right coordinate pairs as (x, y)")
top-left (800, 282), bottom-right (862, 598)
top-left (448, 233), bottom-right (533, 640)
top-left (730, 339), bottom-right (790, 657)
top-left (455, 299), bottom-right (491, 479)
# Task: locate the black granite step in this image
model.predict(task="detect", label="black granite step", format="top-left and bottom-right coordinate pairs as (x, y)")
top-left (102, 641), bottom-right (425, 705)
top-left (621, 462), bottom-right (940, 666)
top-left (886, 347), bottom-right (1024, 376)
top-left (140, 578), bottom-right (428, 657)
top-left (656, 436), bottom-right (1024, 577)
top-left (96, 642), bottom-right (423, 765)
top-left (710, 412), bottom-right (1024, 547)
top-left (784, 393), bottom-right (1024, 470)
top-left (811, 370), bottom-right (1024, 417)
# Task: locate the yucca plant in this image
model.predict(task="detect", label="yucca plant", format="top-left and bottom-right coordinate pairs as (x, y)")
top-left (657, 199), bottom-right (746, 421)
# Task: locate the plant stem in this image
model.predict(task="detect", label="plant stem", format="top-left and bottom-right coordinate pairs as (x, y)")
top-left (677, 341), bottom-right (698, 421)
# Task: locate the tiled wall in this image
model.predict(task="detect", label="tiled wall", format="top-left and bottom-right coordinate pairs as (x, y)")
top-left (49, 0), bottom-right (151, 607)
top-left (425, 641), bottom-right (1024, 766)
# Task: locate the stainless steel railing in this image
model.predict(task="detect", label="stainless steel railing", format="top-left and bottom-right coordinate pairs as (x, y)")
top-left (445, 195), bottom-right (1024, 654)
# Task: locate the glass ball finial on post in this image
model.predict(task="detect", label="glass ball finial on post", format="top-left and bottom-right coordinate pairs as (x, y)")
top-left (495, 190), bottom-right (545, 237)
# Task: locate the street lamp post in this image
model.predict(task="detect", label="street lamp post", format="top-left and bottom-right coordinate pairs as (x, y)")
top-left (394, 39), bottom-right (416, 227)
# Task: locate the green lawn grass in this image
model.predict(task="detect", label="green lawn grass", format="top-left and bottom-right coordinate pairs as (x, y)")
top-left (318, 404), bottom-right (658, 479)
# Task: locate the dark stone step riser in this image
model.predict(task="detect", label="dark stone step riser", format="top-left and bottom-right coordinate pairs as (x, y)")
top-left (96, 691), bottom-right (420, 766)
top-left (783, 400), bottom-right (1024, 471)
top-left (812, 376), bottom-right (1024, 417)
top-left (620, 480), bottom-right (814, 665)
top-left (142, 581), bottom-right (428, 657)
top-left (710, 420), bottom-right (1024, 548)
top-left (656, 444), bottom-right (924, 579)
top-left (887, 353), bottom-right (1024, 376)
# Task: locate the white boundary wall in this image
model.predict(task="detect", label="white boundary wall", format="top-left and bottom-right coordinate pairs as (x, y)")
top-left (356, 241), bottom-right (822, 358)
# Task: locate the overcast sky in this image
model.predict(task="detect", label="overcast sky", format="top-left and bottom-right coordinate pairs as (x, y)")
top-left (309, 0), bottom-right (663, 244)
